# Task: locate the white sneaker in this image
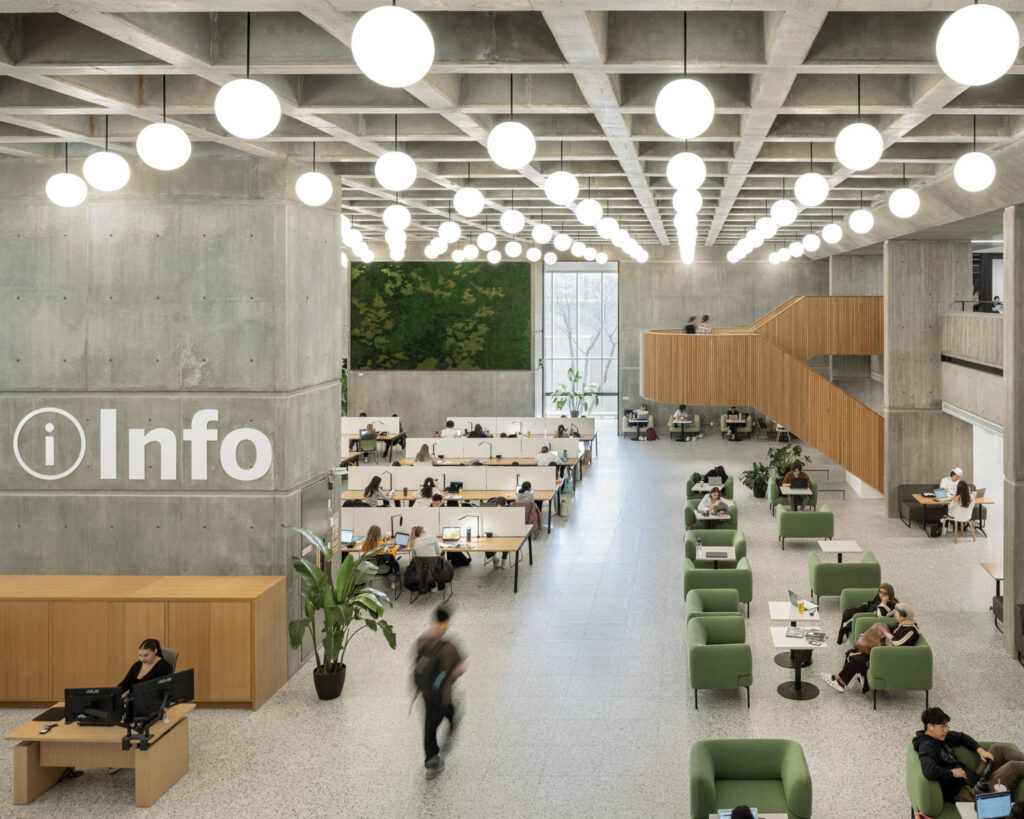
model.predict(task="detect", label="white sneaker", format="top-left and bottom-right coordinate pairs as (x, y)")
top-left (822, 675), bottom-right (845, 693)
top-left (500, 557), bottom-right (508, 570)
top-left (492, 556), bottom-right (500, 568)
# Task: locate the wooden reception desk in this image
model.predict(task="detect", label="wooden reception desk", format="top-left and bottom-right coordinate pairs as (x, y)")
top-left (0, 575), bottom-right (287, 710)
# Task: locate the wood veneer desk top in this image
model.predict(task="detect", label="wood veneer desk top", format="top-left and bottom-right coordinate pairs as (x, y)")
top-left (0, 575), bottom-right (284, 601)
top-left (912, 494), bottom-right (994, 506)
top-left (341, 488), bottom-right (558, 503)
top-left (5, 703), bottom-right (194, 744)
top-left (399, 457), bottom-right (578, 467)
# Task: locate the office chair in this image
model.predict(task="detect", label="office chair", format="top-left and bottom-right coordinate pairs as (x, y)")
top-left (161, 647), bottom-right (179, 672)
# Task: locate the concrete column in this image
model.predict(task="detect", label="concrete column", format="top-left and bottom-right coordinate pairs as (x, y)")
top-left (828, 255), bottom-right (882, 381)
top-left (883, 240), bottom-right (973, 516)
top-left (1003, 205), bottom-right (1024, 658)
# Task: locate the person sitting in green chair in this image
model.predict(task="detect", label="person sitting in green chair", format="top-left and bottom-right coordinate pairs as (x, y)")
top-left (914, 706), bottom-right (1024, 802)
top-left (837, 583), bottom-right (898, 643)
top-left (821, 603), bottom-right (919, 694)
top-left (729, 808), bottom-right (754, 819)
top-left (697, 487), bottom-right (732, 519)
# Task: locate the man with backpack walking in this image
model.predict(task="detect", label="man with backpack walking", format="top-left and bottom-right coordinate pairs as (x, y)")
top-left (414, 606), bottom-right (465, 779)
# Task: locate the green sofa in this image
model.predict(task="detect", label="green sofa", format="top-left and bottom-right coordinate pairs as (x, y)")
top-left (906, 741), bottom-right (1024, 819)
top-left (687, 475), bottom-right (733, 500)
top-left (769, 477), bottom-right (818, 516)
top-left (684, 557), bottom-right (752, 616)
top-left (851, 616), bottom-right (932, 709)
top-left (687, 615), bottom-right (752, 709)
top-left (686, 588), bottom-right (742, 621)
top-left (684, 530), bottom-right (747, 569)
top-left (690, 738), bottom-right (812, 819)
top-left (776, 505), bottom-right (833, 549)
top-left (839, 587), bottom-right (896, 644)
top-left (686, 498), bottom-right (739, 530)
top-left (808, 551), bottom-right (880, 601)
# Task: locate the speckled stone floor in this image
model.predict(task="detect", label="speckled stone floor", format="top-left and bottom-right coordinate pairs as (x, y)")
top-left (1, 420), bottom-right (1018, 818)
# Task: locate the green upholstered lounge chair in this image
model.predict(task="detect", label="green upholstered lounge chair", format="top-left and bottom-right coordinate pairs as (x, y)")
top-left (690, 738), bottom-right (813, 819)
top-left (684, 530), bottom-right (746, 569)
top-left (906, 741), bottom-right (1024, 819)
top-left (839, 587), bottom-right (896, 645)
top-left (850, 616), bottom-right (932, 709)
top-left (685, 588), bottom-right (742, 621)
top-left (687, 615), bottom-right (752, 709)
top-left (776, 505), bottom-right (833, 549)
top-left (685, 498), bottom-right (738, 530)
top-left (808, 550), bottom-right (880, 601)
top-left (687, 474), bottom-right (733, 500)
top-left (683, 557), bottom-right (752, 616)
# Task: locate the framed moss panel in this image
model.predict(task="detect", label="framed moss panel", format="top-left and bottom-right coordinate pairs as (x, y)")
top-left (350, 260), bottom-right (531, 370)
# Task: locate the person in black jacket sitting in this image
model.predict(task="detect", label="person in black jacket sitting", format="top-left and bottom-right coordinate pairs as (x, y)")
top-left (913, 706), bottom-right (1024, 803)
top-left (837, 583), bottom-right (897, 643)
top-left (117, 638), bottom-right (173, 694)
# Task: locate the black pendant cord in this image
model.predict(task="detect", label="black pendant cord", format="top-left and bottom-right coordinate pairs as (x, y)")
top-left (467, 161), bottom-right (471, 186)
top-left (312, 142), bottom-right (316, 172)
top-left (560, 141), bottom-right (564, 171)
top-left (394, 114), bottom-right (398, 152)
top-left (902, 162), bottom-right (908, 187)
top-left (809, 142), bottom-right (814, 173)
top-left (246, 12), bottom-right (251, 78)
top-left (509, 75), bottom-right (514, 122)
top-left (162, 75), bottom-right (167, 123)
top-left (104, 115), bottom-right (109, 152)
top-left (973, 115), bottom-right (978, 152)
top-left (64, 142), bottom-right (69, 173)
top-left (856, 75), bottom-right (862, 122)
top-left (682, 12), bottom-right (688, 77)
top-left (781, 177), bottom-right (785, 199)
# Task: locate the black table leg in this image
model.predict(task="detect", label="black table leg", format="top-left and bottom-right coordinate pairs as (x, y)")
top-left (777, 650), bottom-right (819, 700)
top-left (513, 547), bottom-right (520, 593)
top-left (528, 534), bottom-right (533, 565)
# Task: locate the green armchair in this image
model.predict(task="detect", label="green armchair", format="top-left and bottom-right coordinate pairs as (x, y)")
top-left (686, 588), bottom-right (742, 621)
top-left (690, 739), bottom-right (813, 819)
top-left (768, 478), bottom-right (786, 515)
top-left (839, 587), bottom-right (895, 645)
top-left (685, 498), bottom-right (739, 530)
top-left (906, 741), bottom-right (1024, 819)
top-left (687, 615), bottom-right (752, 709)
top-left (777, 505), bottom-right (834, 549)
top-left (684, 557), bottom-right (752, 616)
top-left (684, 530), bottom-right (747, 569)
top-left (851, 616), bottom-right (932, 709)
top-left (808, 551), bottom-right (880, 601)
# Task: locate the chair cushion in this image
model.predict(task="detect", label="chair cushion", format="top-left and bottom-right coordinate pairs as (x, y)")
top-left (714, 781), bottom-right (789, 816)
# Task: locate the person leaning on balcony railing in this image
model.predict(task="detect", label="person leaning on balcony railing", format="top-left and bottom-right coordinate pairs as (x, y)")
top-left (696, 315), bottom-right (712, 334)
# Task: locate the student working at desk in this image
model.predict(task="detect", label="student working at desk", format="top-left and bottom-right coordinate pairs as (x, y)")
top-left (440, 420), bottom-right (459, 438)
top-left (363, 476), bottom-right (393, 507)
top-left (362, 525), bottom-right (400, 589)
top-left (939, 467), bottom-right (963, 495)
top-left (781, 462), bottom-right (811, 510)
top-left (697, 487), bottom-right (732, 517)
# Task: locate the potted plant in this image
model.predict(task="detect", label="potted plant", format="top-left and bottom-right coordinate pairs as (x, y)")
top-left (766, 443), bottom-right (812, 477)
top-left (286, 526), bottom-right (396, 700)
top-left (548, 367), bottom-right (599, 417)
top-left (740, 461), bottom-right (771, 498)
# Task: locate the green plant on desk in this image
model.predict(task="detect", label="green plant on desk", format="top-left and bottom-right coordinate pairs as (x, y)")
top-left (285, 526), bottom-right (396, 698)
top-left (548, 366), bottom-right (599, 417)
top-left (766, 443), bottom-right (811, 476)
top-left (740, 461), bottom-right (771, 498)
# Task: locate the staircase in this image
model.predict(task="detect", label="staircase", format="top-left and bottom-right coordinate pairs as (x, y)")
top-left (641, 297), bottom-right (884, 491)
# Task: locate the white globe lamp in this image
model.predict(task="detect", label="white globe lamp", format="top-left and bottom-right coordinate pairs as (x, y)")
top-left (477, 231), bottom-right (497, 252)
top-left (596, 251), bottom-right (609, 264)
top-left (526, 247), bottom-right (542, 262)
top-left (543, 251), bottom-right (557, 265)
top-left (453, 186), bottom-right (484, 218)
top-left (673, 188), bottom-right (703, 214)
top-left (936, 4), bottom-right (1019, 86)
top-left (383, 203), bottom-right (412, 231)
top-left (822, 223), bottom-right (843, 244)
top-left (385, 228), bottom-right (406, 246)
top-left (575, 198), bottom-right (602, 226)
top-left (505, 241), bottom-right (522, 258)
top-left (769, 252), bottom-right (779, 265)
top-left (570, 240), bottom-right (586, 257)
top-left (136, 122), bottom-right (191, 171)
top-left (375, 150), bottom-right (417, 192)
top-left (389, 247), bottom-right (405, 262)
top-left (214, 78), bottom-right (281, 139)
top-left (679, 243), bottom-right (696, 265)
top-left (954, 151), bottom-right (996, 192)
top-left (438, 221), bottom-right (461, 244)
top-left (835, 122), bottom-right (884, 171)
top-left (359, 249), bottom-right (375, 263)
top-left (82, 151), bottom-right (131, 192)
top-left (531, 223), bottom-right (553, 244)
top-left (487, 250), bottom-right (502, 264)
top-left (45, 172), bottom-right (87, 208)
top-left (849, 208), bottom-right (874, 234)
top-left (888, 187), bottom-right (921, 218)
top-left (545, 170), bottom-right (579, 206)
top-left (462, 244), bottom-right (479, 261)
top-left (295, 171), bottom-right (333, 206)
top-left (666, 151), bottom-right (707, 189)
top-left (770, 198), bottom-right (798, 227)
top-left (596, 217), bottom-right (618, 239)
top-left (674, 212), bottom-right (698, 232)
top-left (452, 249), bottom-right (465, 263)
top-left (794, 172), bottom-right (829, 207)
top-left (351, 5), bottom-right (435, 88)
top-left (499, 208), bottom-right (525, 234)
top-left (655, 78), bottom-right (715, 139)
top-left (788, 241), bottom-right (805, 258)
top-left (487, 121), bottom-right (536, 170)
top-left (553, 233), bottom-right (572, 252)
top-left (778, 247), bottom-right (792, 262)
top-left (756, 216), bottom-right (778, 240)
top-left (802, 233), bottom-right (821, 252)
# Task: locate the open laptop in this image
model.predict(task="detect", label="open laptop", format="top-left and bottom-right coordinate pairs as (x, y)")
top-left (394, 532), bottom-right (409, 549)
top-left (707, 475), bottom-right (724, 486)
top-left (718, 810), bottom-right (758, 819)
top-left (358, 428), bottom-right (367, 437)
top-left (441, 526), bottom-right (461, 542)
top-left (340, 529), bottom-right (355, 546)
top-left (790, 476), bottom-right (809, 489)
top-left (933, 487), bottom-right (948, 500)
top-left (788, 589), bottom-right (818, 613)
top-left (711, 500), bottom-right (730, 515)
top-left (976, 790), bottom-right (1012, 818)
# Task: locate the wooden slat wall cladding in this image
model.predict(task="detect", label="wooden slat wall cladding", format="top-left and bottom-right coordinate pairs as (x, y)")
top-left (642, 320), bottom-right (884, 492)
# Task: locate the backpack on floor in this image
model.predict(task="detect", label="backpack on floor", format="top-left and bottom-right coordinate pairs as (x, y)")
top-left (646, 427), bottom-right (658, 441)
top-left (448, 551), bottom-right (472, 568)
top-left (928, 522), bottom-right (943, 538)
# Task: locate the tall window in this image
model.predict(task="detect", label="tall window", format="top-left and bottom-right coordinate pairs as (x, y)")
top-left (543, 262), bottom-right (618, 417)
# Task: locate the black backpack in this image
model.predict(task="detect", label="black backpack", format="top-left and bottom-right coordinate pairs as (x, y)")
top-left (414, 640), bottom-right (448, 705)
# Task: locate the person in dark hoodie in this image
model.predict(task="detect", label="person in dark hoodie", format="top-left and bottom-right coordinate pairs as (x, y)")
top-left (836, 583), bottom-right (898, 644)
top-left (913, 706), bottom-right (1024, 803)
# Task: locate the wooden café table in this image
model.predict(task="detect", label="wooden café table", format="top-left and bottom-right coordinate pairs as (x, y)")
top-left (399, 455), bottom-right (582, 483)
top-left (911, 493), bottom-right (994, 535)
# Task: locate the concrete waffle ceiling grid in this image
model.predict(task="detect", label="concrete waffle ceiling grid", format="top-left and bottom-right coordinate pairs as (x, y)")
top-left (2, 2), bottom-right (1024, 253)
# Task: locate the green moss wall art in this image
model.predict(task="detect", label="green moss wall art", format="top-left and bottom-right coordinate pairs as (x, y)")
top-left (351, 260), bottom-right (531, 370)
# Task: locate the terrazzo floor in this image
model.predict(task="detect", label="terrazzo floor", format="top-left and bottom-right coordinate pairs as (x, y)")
top-left (1, 421), bottom-right (1020, 818)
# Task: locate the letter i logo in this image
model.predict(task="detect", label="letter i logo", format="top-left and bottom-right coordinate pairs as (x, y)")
top-left (13, 408), bottom-right (87, 480)
top-left (44, 422), bottom-right (55, 466)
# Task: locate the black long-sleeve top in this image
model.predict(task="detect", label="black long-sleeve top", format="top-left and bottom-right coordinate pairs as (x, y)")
top-left (117, 658), bottom-right (173, 694)
top-left (913, 729), bottom-right (981, 802)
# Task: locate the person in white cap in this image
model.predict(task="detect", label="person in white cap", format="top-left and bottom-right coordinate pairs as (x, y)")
top-left (939, 468), bottom-right (963, 495)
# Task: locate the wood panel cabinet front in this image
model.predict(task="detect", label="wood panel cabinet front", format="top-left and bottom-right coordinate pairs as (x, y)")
top-left (107, 602), bottom-right (167, 683)
top-left (50, 602), bottom-right (111, 699)
top-left (168, 601), bottom-right (251, 702)
top-left (0, 601), bottom-right (50, 700)
top-left (167, 602), bottom-right (212, 700)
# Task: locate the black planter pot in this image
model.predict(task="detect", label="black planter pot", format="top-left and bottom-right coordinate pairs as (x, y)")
top-left (570, 410), bottom-right (581, 418)
top-left (752, 484), bottom-right (767, 499)
top-left (313, 664), bottom-right (346, 700)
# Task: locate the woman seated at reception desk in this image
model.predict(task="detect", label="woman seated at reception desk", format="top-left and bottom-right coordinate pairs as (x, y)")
top-left (117, 639), bottom-right (173, 694)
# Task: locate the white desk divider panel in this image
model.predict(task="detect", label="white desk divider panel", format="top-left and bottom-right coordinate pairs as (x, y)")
top-left (341, 507), bottom-right (528, 537)
top-left (448, 417), bottom-right (488, 433)
top-left (438, 507), bottom-right (529, 536)
top-left (348, 465), bottom-right (556, 492)
top-left (449, 416), bottom-right (595, 437)
top-left (348, 465), bottom-right (448, 491)
top-left (341, 417), bottom-right (401, 435)
top-left (507, 466), bottom-right (557, 490)
top-left (401, 438), bottom-right (561, 460)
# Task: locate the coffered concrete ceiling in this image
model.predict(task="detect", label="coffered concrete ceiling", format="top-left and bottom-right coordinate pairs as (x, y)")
top-left (2, 2), bottom-right (1024, 249)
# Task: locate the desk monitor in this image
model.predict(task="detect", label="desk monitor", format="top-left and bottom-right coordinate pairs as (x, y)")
top-left (131, 668), bottom-right (195, 724)
top-left (395, 532), bottom-right (410, 549)
top-left (976, 791), bottom-right (1012, 818)
top-left (64, 687), bottom-right (122, 726)
top-left (441, 526), bottom-right (461, 542)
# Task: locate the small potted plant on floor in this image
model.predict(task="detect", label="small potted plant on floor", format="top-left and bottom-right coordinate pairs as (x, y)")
top-left (548, 366), bottom-right (599, 418)
top-left (740, 462), bottom-right (771, 498)
top-left (286, 526), bottom-right (396, 700)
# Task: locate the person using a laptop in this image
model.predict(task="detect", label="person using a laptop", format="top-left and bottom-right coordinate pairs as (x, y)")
top-left (362, 475), bottom-right (392, 507)
top-left (939, 467), bottom-right (964, 496)
top-left (440, 420), bottom-right (459, 439)
top-left (362, 525), bottom-right (400, 590)
top-left (913, 706), bottom-right (1024, 805)
top-left (697, 486), bottom-right (732, 518)
top-left (781, 462), bottom-right (811, 510)
top-left (467, 423), bottom-right (488, 438)
top-left (411, 478), bottom-right (438, 508)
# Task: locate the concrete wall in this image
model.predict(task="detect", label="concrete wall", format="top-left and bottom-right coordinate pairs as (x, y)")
top-left (621, 245), bottom-right (829, 426)
top-left (941, 312), bottom-right (1003, 368)
top-left (0, 157), bottom-right (344, 674)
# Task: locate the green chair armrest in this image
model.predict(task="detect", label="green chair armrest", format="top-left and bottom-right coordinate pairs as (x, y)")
top-left (689, 742), bottom-right (717, 819)
top-left (686, 588), bottom-right (741, 620)
top-left (780, 741), bottom-right (814, 819)
top-left (692, 613), bottom-right (746, 644)
top-left (906, 742), bottom-right (945, 817)
top-left (850, 615), bottom-right (898, 641)
top-left (839, 587), bottom-right (882, 613)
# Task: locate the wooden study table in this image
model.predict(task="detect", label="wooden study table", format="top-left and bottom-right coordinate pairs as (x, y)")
top-left (398, 455), bottom-right (582, 482)
top-left (911, 494), bottom-right (994, 535)
top-left (5, 702), bottom-right (195, 807)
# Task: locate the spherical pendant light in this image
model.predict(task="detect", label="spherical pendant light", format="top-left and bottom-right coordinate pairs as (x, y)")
top-left (45, 172), bottom-right (87, 208)
top-left (794, 172), bottom-right (829, 207)
top-left (348, 228), bottom-right (363, 247)
top-left (542, 251), bottom-right (556, 265)
top-left (679, 243), bottom-right (696, 265)
top-left (82, 151), bottom-right (131, 192)
top-left (452, 249), bottom-right (465, 263)
top-left (295, 171), bottom-right (333, 206)
top-left (477, 231), bottom-right (497, 252)
top-left (438, 220), bottom-right (461, 244)
top-left (834, 122), bottom-right (883, 172)
top-left (215, 78), bottom-right (281, 139)
top-left (888, 187), bottom-right (921, 218)
top-left (778, 247), bottom-right (792, 262)
top-left (545, 170), bottom-right (579, 206)
top-left (756, 216), bottom-right (778, 240)
top-left (747, 230), bottom-right (765, 249)
top-left (375, 150), bottom-right (417, 192)
top-left (583, 246), bottom-right (598, 262)
top-left (655, 78), bottom-right (716, 140)
top-left (822, 222), bottom-right (843, 244)
top-left (424, 246), bottom-right (438, 260)
top-left (526, 247), bottom-right (542, 262)
top-left (487, 249), bottom-right (502, 264)
top-left (596, 217), bottom-right (618, 240)
top-left (453, 186), bottom-right (485, 218)
top-left (462, 244), bottom-right (479, 261)
top-left (575, 198), bottom-right (602, 226)
top-left (666, 151), bottom-right (707, 189)
top-left (727, 249), bottom-right (740, 264)
top-left (487, 121), bottom-right (536, 170)
top-left (954, 151), bottom-right (996, 192)
top-left (802, 233), bottom-right (821, 252)
top-left (674, 212), bottom-right (698, 233)
top-left (769, 252), bottom-right (779, 265)
top-left (389, 247), bottom-right (405, 262)
top-left (383, 203), bottom-right (412, 230)
top-left (595, 251), bottom-right (609, 265)
top-left (569, 240), bottom-right (585, 258)
top-left (531, 223), bottom-right (553, 244)
top-left (359, 248), bottom-right (375, 263)
top-left (136, 122), bottom-right (191, 171)
top-left (499, 208), bottom-right (525, 235)
top-left (937, 4), bottom-right (1019, 86)
top-left (611, 228), bottom-right (629, 248)
top-left (385, 228), bottom-right (406, 247)
top-left (770, 198), bottom-right (798, 227)
top-left (504, 240), bottom-right (522, 258)
top-left (351, 5), bottom-right (435, 89)
top-left (672, 188), bottom-right (703, 215)
top-left (849, 208), bottom-right (874, 234)
top-left (788, 241), bottom-right (805, 258)
top-left (553, 233), bottom-right (572, 252)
